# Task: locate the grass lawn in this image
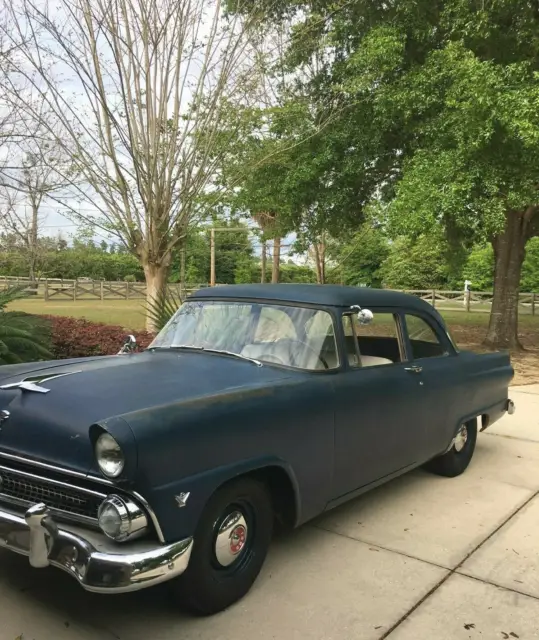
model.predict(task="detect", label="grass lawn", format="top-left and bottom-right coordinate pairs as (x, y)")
top-left (10, 297), bottom-right (539, 385)
top-left (11, 299), bottom-right (148, 330)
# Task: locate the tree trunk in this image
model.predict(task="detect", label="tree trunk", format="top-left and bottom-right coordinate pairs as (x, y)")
top-left (261, 242), bottom-right (267, 283)
top-left (28, 202), bottom-right (39, 290)
top-left (143, 261), bottom-right (169, 333)
top-left (483, 210), bottom-right (532, 351)
top-left (272, 237), bottom-right (281, 283)
top-left (314, 239), bottom-right (326, 284)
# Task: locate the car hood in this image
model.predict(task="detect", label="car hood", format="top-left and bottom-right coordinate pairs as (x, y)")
top-left (0, 350), bottom-right (294, 474)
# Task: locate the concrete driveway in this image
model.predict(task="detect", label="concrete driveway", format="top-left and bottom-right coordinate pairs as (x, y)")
top-left (1, 385), bottom-right (538, 640)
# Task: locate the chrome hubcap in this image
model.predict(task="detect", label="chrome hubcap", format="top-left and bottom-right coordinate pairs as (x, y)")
top-left (453, 425), bottom-right (468, 452)
top-left (214, 510), bottom-right (248, 567)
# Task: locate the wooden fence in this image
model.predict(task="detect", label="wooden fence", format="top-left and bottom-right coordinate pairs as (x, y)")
top-left (0, 276), bottom-right (208, 301)
top-left (0, 276), bottom-right (537, 314)
top-left (397, 289), bottom-right (538, 315)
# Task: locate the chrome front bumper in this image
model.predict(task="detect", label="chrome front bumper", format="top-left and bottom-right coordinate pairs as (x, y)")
top-left (0, 502), bottom-right (193, 593)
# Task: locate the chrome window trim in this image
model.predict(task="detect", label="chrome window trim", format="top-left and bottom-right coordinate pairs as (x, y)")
top-left (0, 451), bottom-right (166, 543)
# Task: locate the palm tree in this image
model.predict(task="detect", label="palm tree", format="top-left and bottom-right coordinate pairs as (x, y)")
top-left (145, 285), bottom-right (183, 333)
top-left (0, 286), bottom-right (52, 364)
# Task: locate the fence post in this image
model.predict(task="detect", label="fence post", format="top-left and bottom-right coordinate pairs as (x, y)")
top-left (44, 279), bottom-right (49, 301)
top-left (532, 293), bottom-right (536, 316)
top-left (100, 281), bottom-right (104, 301)
top-left (73, 280), bottom-right (77, 301)
top-left (126, 281), bottom-right (130, 299)
top-left (431, 290), bottom-right (436, 308)
top-left (465, 289), bottom-right (471, 312)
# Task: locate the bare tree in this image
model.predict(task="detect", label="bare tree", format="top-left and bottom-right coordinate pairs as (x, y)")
top-left (0, 119), bottom-right (77, 282)
top-left (2, 0), bottom-right (265, 329)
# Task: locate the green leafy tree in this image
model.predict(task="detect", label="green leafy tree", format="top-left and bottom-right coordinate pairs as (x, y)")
top-left (240, 0), bottom-right (539, 349)
top-left (379, 236), bottom-right (448, 290)
top-left (234, 253), bottom-right (255, 284)
top-left (522, 238), bottom-right (539, 293)
top-left (463, 246), bottom-right (495, 291)
top-left (327, 225), bottom-right (389, 287)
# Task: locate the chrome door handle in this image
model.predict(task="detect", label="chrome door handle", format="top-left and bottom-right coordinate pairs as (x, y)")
top-left (404, 365), bottom-right (423, 374)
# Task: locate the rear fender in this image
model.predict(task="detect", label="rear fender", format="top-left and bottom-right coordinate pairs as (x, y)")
top-left (446, 396), bottom-right (513, 451)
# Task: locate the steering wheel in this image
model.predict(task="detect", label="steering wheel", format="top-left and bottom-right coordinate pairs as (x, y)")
top-left (285, 338), bottom-right (330, 370)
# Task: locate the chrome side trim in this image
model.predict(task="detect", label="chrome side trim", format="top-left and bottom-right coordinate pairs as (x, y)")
top-left (0, 502), bottom-right (193, 593)
top-left (0, 452), bottom-right (166, 543)
top-left (131, 490), bottom-right (166, 544)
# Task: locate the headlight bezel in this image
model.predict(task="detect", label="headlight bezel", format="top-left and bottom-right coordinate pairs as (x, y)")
top-left (95, 432), bottom-right (125, 479)
top-left (97, 494), bottom-right (148, 541)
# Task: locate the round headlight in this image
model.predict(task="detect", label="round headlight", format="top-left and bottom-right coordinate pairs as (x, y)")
top-left (98, 495), bottom-right (148, 541)
top-left (95, 432), bottom-right (125, 478)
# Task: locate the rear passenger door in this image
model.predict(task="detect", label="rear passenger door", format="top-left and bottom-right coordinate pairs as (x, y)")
top-left (332, 310), bottom-right (428, 499)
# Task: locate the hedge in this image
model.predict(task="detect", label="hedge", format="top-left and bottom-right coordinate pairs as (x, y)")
top-left (45, 315), bottom-right (154, 359)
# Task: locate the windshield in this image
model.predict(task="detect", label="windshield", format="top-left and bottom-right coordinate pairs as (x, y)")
top-left (149, 300), bottom-right (339, 371)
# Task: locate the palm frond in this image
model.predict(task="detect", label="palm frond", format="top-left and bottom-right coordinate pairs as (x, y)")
top-left (0, 285), bottom-right (33, 309)
top-left (0, 285), bottom-right (52, 364)
top-left (145, 287), bottom-right (183, 333)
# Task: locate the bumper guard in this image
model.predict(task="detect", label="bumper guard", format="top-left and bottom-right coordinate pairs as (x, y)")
top-left (0, 502), bottom-right (193, 593)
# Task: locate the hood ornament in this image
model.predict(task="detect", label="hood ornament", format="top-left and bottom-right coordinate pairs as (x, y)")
top-left (118, 334), bottom-right (137, 355)
top-left (0, 410), bottom-right (10, 426)
top-left (0, 381), bottom-right (51, 393)
top-left (0, 370), bottom-right (82, 394)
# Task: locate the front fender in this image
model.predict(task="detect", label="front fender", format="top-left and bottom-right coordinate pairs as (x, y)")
top-left (143, 456), bottom-right (301, 542)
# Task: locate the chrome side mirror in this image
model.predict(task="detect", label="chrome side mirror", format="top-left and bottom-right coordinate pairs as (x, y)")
top-left (118, 334), bottom-right (137, 355)
top-left (351, 305), bottom-right (374, 325)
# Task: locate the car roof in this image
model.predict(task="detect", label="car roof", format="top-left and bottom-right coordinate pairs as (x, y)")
top-left (189, 284), bottom-right (433, 312)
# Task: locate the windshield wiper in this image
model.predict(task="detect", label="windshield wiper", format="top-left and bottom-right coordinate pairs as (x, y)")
top-left (198, 347), bottom-right (263, 367)
top-left (153, 344), bottom-right (263, 367)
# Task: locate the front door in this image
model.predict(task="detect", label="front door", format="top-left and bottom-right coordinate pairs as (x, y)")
top-left (331, 310), bottom-right (427, 499)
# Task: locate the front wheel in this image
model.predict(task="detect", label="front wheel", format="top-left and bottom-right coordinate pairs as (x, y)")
top-left (424, 419), bottom-right (478, 477)
top-left (170, 477), bottom-right (273, 615)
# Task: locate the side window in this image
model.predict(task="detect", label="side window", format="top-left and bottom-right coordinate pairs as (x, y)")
top-left (343, 312), bottom-right (402, 367)
top-left (354, 312), bottom-right (402, 367)
top-left (405, 315), bottom-right (447, 359)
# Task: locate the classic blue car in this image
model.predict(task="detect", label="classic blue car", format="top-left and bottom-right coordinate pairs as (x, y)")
top-left (0, 285), bottom-right (515, 614)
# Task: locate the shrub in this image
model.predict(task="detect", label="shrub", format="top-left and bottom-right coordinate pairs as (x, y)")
top-left (45, 315), bottom-right (154, 359)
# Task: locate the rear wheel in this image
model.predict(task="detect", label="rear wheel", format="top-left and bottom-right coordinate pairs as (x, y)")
top-left (170, 477), bottom-right (273, 616)
top-left (424, 419), bottom-right (478, 477)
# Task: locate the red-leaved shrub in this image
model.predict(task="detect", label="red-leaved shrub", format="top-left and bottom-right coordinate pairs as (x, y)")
top-left (45, 315), bottom-right (155, 359)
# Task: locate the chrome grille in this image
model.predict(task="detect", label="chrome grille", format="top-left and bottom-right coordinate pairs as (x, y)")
top-left (0, 466), bottom-right (106, 525)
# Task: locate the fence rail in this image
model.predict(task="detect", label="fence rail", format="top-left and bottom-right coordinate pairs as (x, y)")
top-left (396, 289), bottom-right (538, 315)
top-left (0, 276), bottom-right (208, 301)
top-left (0, 276), bottom-right (537, 315)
